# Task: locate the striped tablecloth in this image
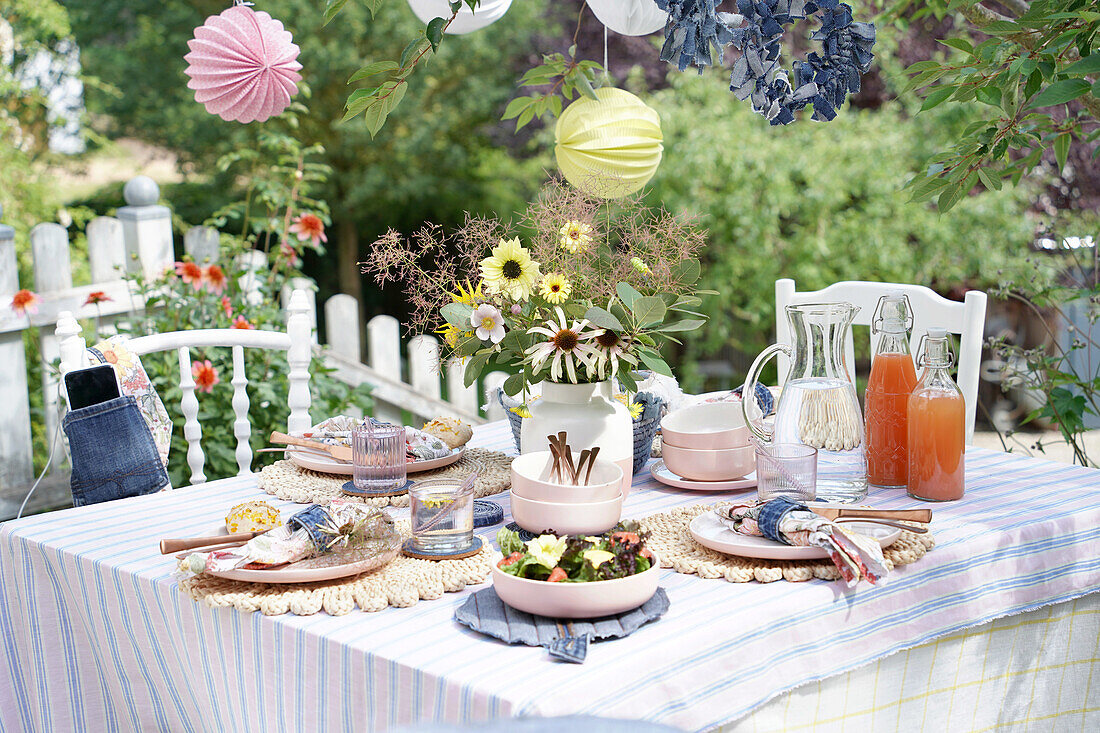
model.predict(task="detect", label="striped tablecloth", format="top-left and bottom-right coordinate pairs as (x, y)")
top-left (2, 420), bottom-right (1098, 732)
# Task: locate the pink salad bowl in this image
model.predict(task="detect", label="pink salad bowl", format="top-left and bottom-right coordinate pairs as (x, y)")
top-left (660, 401), bottom-right (750, 450)
top-left (491, 552), bottom-right (660, 618)
top-left (511, 451), bottom-right (624, 503)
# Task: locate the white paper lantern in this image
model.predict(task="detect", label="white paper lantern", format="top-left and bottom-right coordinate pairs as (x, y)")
top-left (406, 0), bottom-right (513, 35)
top-left (586, 0), bottom-right (669, 36)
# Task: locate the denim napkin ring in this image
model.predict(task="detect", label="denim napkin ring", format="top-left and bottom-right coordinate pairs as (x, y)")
top-left (63, 396), bottom-right (169, 507)
top-left (757, 496), bottom-right (808, 545)
top-left (286, 505), bottom-right (330, 551)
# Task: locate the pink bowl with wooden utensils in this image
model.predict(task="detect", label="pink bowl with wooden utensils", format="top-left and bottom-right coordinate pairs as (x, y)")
top-left (511, 451), bottom-right (624, 503)
top-left (509, 491), bottom-right (624, 536)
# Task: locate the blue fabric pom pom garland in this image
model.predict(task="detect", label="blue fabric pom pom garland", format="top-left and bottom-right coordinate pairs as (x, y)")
top-left (654, 0), bottom-right (876, 125)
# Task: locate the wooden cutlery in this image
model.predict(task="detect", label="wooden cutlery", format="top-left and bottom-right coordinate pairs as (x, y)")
top-left (269, 431), bottom-right (353, 462)
top-left (160, 531), bottom-right (264, 555)
top-left (546, 433), bottom-right (600, 486)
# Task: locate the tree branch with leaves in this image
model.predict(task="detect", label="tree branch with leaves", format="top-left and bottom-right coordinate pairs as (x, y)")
top-left (889, 0), bottom-right (1099, 212)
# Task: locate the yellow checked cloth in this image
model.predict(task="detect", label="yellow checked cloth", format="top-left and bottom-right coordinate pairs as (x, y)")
top-left (728, 592), bottom-right (1100, 732)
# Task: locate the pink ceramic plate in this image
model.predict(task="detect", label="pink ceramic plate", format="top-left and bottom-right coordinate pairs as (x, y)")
top-left (688, 512), bottom-right (901, 560)
top-left (650, 461), bottom-right (757, 492)
top-left (286, 446), bottom-right (465, 475)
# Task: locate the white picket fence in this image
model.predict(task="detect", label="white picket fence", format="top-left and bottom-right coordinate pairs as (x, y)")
top-left (0, 176), bottom-right (507, 518)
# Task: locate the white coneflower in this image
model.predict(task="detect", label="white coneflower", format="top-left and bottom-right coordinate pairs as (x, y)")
top-left (525, 306), bottom-right (602, 383)
top-left (591, 329), bottom-right (637, 380)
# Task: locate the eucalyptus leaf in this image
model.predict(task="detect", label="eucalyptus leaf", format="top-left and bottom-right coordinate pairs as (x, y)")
top-left (637, 351), bottom-right (674, 377)
top-left (584, 307), bottom-right (624, 331)
top-left (441, 302), bottom-right (473, 327)
top-left (502, 373), bottom-right (525, 398)
top-left (616, 282), bottom-right (642, 309)
top-left (631, 296), bottom-right (667, 327)
top-left (659, 319), bottom-right (706, 333)
top-left (464, 352), bottom-right (490, 388)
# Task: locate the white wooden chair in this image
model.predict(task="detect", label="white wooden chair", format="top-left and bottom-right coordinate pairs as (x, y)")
top-left (775, 278), bottom-right (988, 443)
top-left (54, 289), bottom-right (314, 485)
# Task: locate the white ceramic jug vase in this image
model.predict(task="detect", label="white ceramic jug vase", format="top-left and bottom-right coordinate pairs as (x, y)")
top-left (519, 380), bottom-right (633, 496)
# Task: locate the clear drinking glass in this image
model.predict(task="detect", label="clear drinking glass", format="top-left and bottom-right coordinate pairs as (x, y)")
top-left (408, 478), bottom-right (474, 553)
top-left (755, 443), bottom-right (818, 502)
top-left (352, 421), bottom-right (407, 493)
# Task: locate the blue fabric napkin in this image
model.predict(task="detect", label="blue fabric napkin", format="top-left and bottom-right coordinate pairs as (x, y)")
top-left (454, 587), bottom-right (669, 663)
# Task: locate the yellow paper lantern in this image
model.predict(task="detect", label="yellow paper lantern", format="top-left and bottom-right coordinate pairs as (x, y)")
top-left (554, 87), bottom-right (663, 199)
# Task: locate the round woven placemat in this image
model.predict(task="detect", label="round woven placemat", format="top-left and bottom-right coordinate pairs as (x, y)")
top-left (179, 519), bottom-right (492, 616)
top-left (256, 448), bottom-right (512, 508)
top-left (639, 503), bottom-right (935, 583)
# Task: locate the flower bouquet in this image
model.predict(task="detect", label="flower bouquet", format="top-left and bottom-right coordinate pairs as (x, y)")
top-left (362, 180), bottom-right (712, 398)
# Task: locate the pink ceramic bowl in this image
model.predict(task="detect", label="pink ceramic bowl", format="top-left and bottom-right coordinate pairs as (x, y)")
top-left (509, 491), bottom-right (623, 535)
top-left (661, 443), bottom-right (755, 482)
top-left (491, 553), bottom-right (660, 618)
top-left (661, 401), bottom-right (749, 450)
top-left (511, 451), bottom-right (624, 503)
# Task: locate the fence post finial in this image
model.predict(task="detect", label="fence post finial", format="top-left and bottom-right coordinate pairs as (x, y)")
top-left (118, 175), bottom-right (174, 281)
top-left (55, 310), bottom-right (86, 378)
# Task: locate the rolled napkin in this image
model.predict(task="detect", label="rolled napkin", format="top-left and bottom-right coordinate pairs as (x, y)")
top-left (179, 500), bottom-right (401, 575)
top-left (303, 416), bottom-right (452, 462)
top-left (715, 497), bottom-right (889, 587)
top-left (404, 425), bottom-right (451, 461)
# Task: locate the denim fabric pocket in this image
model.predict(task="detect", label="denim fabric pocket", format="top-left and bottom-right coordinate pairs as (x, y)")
top-left (63, 396), bottom-right (170, 507)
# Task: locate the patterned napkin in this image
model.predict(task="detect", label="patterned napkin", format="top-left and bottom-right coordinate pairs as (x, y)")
top-left (716, 497), bottom-right (889, 586)
top-left (306, 416), bottom-right (452, 461)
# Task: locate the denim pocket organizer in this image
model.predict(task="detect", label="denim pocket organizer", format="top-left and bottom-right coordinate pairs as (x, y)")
top-left (63, 396), bottom-right (170, 507)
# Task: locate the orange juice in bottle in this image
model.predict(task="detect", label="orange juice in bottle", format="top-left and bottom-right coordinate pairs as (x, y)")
top-left (907, 328), bottom-right (965, 501)
top-left (865, 293), bottom-right (918, 489)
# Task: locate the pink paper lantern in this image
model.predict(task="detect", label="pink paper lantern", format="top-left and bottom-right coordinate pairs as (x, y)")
top-left (184, 5), bottom-right (302, 124)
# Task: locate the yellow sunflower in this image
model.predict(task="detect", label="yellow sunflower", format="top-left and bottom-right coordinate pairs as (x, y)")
top-left (480, 238), bottom-right (540, 301)
top-left (538, 273), bottom-right (572, 304)
top-left (559, 220), bottom-right (593, 253)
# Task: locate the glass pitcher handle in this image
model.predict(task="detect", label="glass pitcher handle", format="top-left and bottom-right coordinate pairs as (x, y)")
top-left (741, 343), bottom-right (792, 443)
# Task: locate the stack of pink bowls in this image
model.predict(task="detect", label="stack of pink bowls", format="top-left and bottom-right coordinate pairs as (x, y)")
top-left (659, 402), bottom-right (753, 481)
top-left (509, 451), bottom-right (625, 535)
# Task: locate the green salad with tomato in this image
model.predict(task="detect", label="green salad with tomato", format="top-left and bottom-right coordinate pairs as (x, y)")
top-left (495, 522), bottom-right (653, 583)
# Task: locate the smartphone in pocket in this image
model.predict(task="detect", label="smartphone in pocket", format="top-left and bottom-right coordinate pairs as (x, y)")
top-left (64, 364), bottom-right (122, 410)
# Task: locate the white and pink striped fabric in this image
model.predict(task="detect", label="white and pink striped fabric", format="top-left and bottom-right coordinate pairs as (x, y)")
top-left (2, 420), bottom-right (1098, 732)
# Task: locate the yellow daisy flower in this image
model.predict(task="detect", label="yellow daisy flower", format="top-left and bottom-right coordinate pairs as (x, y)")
top-left (436, 324), bottom-right (463, 349)
top-left (508, 405), bottom-right (532, 419)
top-left (480, 238), bottom-right (540, 301)
top-left (538, 273), bottom-right (572, 304)
top-left (448, 279), bottom-right (484, 306)
top-left (615, 393), bottom-right (643, 419)
top-left (559, 220), bottom-right (593, 253)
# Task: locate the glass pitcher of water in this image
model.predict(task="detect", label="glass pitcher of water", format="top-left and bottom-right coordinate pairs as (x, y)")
top-left (742, 302), bottom-right (868, 503)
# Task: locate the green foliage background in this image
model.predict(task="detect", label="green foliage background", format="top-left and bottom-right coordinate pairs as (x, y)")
top-left (645, 73), bottom-right (1036, 383)
top-left (6, 0), bottom-right (1077, 470)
